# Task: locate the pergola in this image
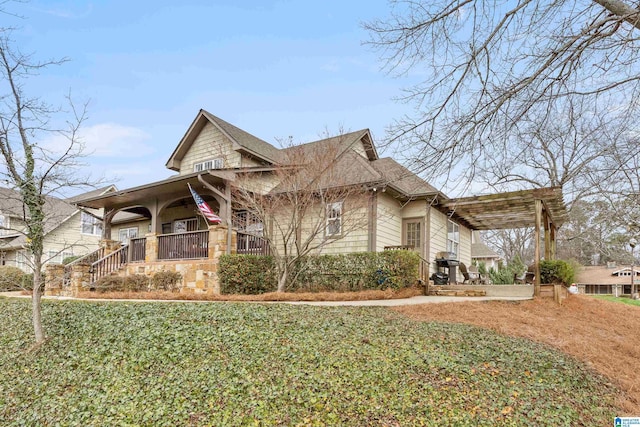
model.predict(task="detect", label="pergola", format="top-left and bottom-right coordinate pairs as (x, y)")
top-left (441, 186), bottom-right (568, 295)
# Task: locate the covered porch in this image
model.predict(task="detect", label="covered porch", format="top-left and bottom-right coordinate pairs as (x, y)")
top-left (69, 171), bottom-right (269, 285)
top-left (441, 186), bottom-right (568, 296)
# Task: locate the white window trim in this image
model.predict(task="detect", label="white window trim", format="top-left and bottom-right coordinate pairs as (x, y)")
top-left (81, 212), bottom-right (103, 236)
top-left (447, 220), bottom-right (460, 256)
top-left (326, 201), bottom-right (343, 237)
top-left (118, 227), bottom-right (139, 243)
top-left (194, 158), bottom-right (224, 172)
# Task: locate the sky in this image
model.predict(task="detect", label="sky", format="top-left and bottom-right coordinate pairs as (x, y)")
top-left (6, 0), bottom-right (423, 194)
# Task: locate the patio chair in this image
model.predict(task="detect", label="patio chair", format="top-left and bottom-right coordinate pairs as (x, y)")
top-left (468, 265), bottom-right (482, 285)
top-left (459, 262), bottom-right (480, 285)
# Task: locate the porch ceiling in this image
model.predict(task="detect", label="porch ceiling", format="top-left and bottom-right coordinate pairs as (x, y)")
top-left (73, 171), bottom-right (233, 210)
top-left (441, 186), bottom-right (567, 230)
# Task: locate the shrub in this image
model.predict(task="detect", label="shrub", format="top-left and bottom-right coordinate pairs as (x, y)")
top-left (489, 255), bottom-right (526, 284)
top-left (92, 275), bottom-right (126, 293)
top-left (0, 266), bottom-right (28, 291)
top-left (219, 251), bottom-right (420, 295)
top-left (539, 260), bottom-right (576, 285)
top-left (124, 274), bottom-right (150, 292)
top-left (62, 255), bottom-right (82, 265)
top-left (150, 271), bottom-right (182, 292)
top-left (219, 255), bottom-right (277, 294)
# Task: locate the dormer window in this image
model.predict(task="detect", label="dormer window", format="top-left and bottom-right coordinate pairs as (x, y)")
top-left (194, 158), bottom-right (224, 172)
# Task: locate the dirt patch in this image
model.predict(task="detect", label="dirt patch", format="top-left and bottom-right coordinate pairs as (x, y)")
top-left (394, 295), bottom-right (640, 414)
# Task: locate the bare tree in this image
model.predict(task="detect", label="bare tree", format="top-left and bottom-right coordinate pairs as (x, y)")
top-left (232, 135), bottom-right (373, 292)
top-left (365, 0), bottom-right (640, 188)
top-left (0, 31), bottom-right (93, 344)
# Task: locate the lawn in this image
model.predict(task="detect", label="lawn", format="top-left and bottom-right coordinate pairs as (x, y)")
top-left (591, 294), bottom-right (640, 307)
top-left (0, 298), bottom-right (617, 426)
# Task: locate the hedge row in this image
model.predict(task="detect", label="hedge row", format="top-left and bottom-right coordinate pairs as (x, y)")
top-left (218, 251), bottom-right (420, 294)
top-left (91, 271), bottom-right (183, 293)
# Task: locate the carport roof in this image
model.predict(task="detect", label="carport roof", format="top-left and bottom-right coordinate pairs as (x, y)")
top-left (442, 186), bottom-right (567, 230)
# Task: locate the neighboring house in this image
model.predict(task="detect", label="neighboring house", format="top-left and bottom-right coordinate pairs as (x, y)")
top-left (471, 231), bottom-right (503, 270)
top-left (70, 109), bottom-right (566, 290)
top-left (575, 264), bottom-right (640, 295)
top-left (0, 186), bottom-right (115, 272)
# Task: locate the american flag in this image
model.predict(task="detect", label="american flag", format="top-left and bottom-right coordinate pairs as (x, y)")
top-left (188, 184), bottom-right (222, 224)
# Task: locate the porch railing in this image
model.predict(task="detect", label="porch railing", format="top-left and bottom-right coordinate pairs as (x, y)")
top-left (129, 237), bottom-right (146, 262)
top-left (237, 232), bottom-right (270, 255)
top-left (158, 230), bottom-right (209, 260)
top-left (63, 247), bottom-right (106, 287)
top-left (90, 244), bottom-right (129, 284)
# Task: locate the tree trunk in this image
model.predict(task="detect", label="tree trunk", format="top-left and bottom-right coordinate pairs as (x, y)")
top-left (277, 268), bottom-right (288, 293)
top-left (31, 269), bottom-right (44, 344)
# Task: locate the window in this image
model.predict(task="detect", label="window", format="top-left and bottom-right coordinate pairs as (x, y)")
top-left (194, 158), bottom-right (224, 172)
top-left (81, 212), bottom-right (102, 236)
top-left (233, 211), bottom-right (264, 236)
top-left (46, 250), bottom-right (73, 264)
top-left (447, 220), bottom-right (459, 256)
top-left (173, 218), bottom-right (198, 233)
top-left (326, 202), bottom-right (343, 236)
top-left (0, 214), bottom-right (7, 236)
top-left (404, 221), bottom-right (421, 248)
top-left (16, 250), bottom-right (29, 270)
top-left (118, 227), bottom-right (139, 244)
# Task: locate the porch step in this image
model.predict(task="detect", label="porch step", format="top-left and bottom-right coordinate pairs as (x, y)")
top-left (429, 286), bottom-right (486, 297)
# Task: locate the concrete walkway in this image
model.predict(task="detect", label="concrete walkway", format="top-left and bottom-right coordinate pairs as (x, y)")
top-left (0, 291), bottom-right (531, 306)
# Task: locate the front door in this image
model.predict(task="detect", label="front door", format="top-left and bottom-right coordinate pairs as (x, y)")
top-left (402, 218), bottom-right (426, 279)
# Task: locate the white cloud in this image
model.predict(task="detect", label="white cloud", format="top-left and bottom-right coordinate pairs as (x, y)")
top-left (81, 123), bottom-right (154, 157)
top-left (41, 123), bottom-right (154, 158)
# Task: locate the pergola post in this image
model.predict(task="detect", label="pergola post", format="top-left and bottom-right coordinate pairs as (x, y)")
top-left (534, 199), bottom-right (542, 297)
top-left (544, 212), bottom-right (551, 260)
top-left (550, 224), bottom-right (557, 260)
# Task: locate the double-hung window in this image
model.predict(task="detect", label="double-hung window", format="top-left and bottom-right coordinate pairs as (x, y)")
top-left (118, 227), bottom-right (139, 244)
top-left (194, 158), bottom-right (224, 172)
top-left (81, 212), bottom-right (102, 236)
top-left (447, 220), bottom-right (459, 256)
top-left (326, 202), bottom-right (343, 236)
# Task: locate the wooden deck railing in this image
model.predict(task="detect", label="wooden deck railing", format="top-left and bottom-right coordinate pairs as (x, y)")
top-left (129, 237), bottom-right (146, 262)
top-left (237, 232), bottom-right (270, 255)
top-left (158, 230), bottom-right (209, 260)
top-left (90, 244), bottom-right (129, 284)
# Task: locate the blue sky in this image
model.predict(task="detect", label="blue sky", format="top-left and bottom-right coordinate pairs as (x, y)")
top-left (8, 0), bottom-right (421, 193)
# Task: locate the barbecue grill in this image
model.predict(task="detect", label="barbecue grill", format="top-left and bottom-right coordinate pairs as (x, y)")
top-left (434, 251), bottom-right (460, 284)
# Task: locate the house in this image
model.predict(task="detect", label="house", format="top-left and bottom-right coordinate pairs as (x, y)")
top-left (58, 109), bottom-right (567, 295)
top-left (575, 264), bottom-right (640, 296)
top-left (0, 186), bottom-right (114, 272)
top-left (471, 231), bottom-right (502, 270)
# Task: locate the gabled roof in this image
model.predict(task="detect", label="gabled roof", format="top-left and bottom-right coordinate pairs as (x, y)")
top-left (65, 185), bottom-right (117, 203)
top-left (471, 242), bottom-right (501, 259)
top-left (281, 129), bottom-right (378, 161)
top-left (576, 265), bottom-right (639, 285)
top-left (0, 187), bottom-right (85, 250)
top-left (166, 109), bottom-right (280, 170)
top-left (371, 158), bottom-right (440, 198)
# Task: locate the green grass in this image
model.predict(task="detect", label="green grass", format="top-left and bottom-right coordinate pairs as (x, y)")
top-left (0, 299), bottom-right (617, 426)
top-left (592, 294), bottom-right (640, 307)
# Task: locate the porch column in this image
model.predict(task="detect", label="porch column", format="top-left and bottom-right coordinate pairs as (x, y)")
top-left (534, 199), bottom-right (542, 297)
top-left (145, 233), bottom-right (158, 262)
top-left (102, 208), bottom-right (117, 240)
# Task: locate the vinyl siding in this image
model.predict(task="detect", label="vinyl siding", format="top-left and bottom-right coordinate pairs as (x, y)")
top-left (402, 200), bottom-right (427, 219)
top-left (375, 193), bottom-right (402, 251)
top-left (180, 122), bottom-right (242, 174)
top-left (429, 209), bottom-right (449, 277)
top-left (44, 211), bottom-right (102, 261)
top-left (113, 220), bottom-right (152, 241)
